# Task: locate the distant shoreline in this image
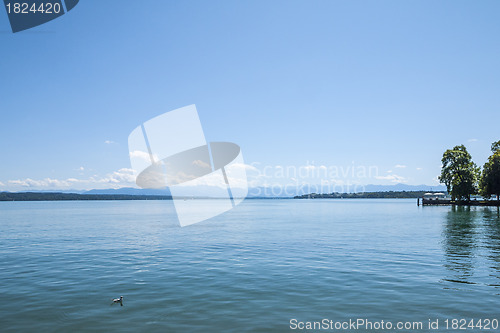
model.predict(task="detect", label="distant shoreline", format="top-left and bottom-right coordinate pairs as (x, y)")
top-left (0, 192), bottom-right (286, 201)
top-left (0, 192), bottom-right (174, 201)
top-left (294, 191), bottom-right (435, 199)
top-left (0, 191), bottom-right (447, 201)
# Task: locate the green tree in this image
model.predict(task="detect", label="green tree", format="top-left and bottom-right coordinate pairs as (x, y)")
top-left (480, 140), bottom-right (500, 201)
top-left (439, 145), bottom-right (479, 201)
top-left (491, 140), bottom-right (500, 154)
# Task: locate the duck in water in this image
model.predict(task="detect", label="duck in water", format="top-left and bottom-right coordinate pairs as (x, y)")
top-left (112, 296), bottom-right (123, 306)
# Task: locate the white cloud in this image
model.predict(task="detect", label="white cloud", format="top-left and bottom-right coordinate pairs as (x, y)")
top-left (97, 168), bottom-right (136, 185)
top-left (416, 167), bottom-right (423, 171)
top-left (8, 178), bottom-right (76, 188)
top-left (67, 178), bottom-right (82, 182)
top-left (468, 138), bottom-right (478, 142)
top-left (129, 150), bottom-right (157, 163)
top-left (6, 168), bottom-right (138, 191)
top-left (395, 164), bottom-right (406, 168)
top-left (192, 159), bottom-right (211, 169)
top-left (375, 174), bottom-right (408, 183)
top-left (2, 163), bottom-right (259, 191)
top-left (105, 140), bottom-right (116, 144)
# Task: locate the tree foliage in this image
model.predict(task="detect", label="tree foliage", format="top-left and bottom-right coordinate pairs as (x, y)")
top-left (480, 140), bottom-right (500, 201)
top-left (0, 192), bottom-right (172, 201)
top-left (439, 145), bottom-right (479, 201)
top-left (492, 140), bottom-right (500, 154)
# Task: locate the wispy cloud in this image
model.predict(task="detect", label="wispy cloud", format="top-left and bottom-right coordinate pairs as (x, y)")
top-left (468, 138), bottom-right (478, 142)
top-left (3, 162), bottom-right (266, 191)
top-left (416, 167), bottom-right (423, 171)
top-left (192, 159), bottom-right (211, 169)
top-left (95, 168), bottom-right (136, 185)
top-left (8, 178), bottom-right (77, 188)
top-left (6, 168), bottom-right (137, 190)
top-left (105, 140), bottom-right (116, 144)
top-left (395, 164), bottom-right (406, 168)
top-left (375, 174), bottom-right (407, 183)
top-left (129, 150), bottom-right (158, 163)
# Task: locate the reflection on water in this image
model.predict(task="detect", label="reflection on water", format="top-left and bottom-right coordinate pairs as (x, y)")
top-left (443, 206), bottom-right (477, 281)
top-left (483, 207), bottom-right (500, 286)
top-left (443, 206), bottom-right (500, 287)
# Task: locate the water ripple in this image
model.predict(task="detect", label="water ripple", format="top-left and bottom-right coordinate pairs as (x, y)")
top-left (0, 200), bottom-right (499, 332)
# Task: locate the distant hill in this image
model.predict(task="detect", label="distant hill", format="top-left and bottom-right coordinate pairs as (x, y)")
top-left (0, 192), bottom-right (172, 201)
top-left (84, 187), bottom-right (171, 196)
top-left (75, 183), bottom-right (450, 198)
top-left (247, 183), bottom-right (447, 198)
top-left (0, 184), bottom-right (448, 201)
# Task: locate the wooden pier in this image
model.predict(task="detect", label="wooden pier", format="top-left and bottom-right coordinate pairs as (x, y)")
top-left (418, 198), bottom-right (500, 206)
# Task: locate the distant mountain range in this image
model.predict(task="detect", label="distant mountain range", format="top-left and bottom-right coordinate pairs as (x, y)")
top-left (0, 184), bottom-right (448, 201)
top-left (1, 184), bottom-right (447, 198)
top-left (81, 184), bottom-right (447, 198)
top-left (84, 188), bottom-right (172, 196)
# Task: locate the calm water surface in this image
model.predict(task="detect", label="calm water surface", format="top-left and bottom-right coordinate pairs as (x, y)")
top-left (0, 199), bottom-right (499, 332)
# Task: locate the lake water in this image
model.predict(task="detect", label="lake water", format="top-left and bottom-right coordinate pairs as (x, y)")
top-left (0, 199), bottom-right (499, 332)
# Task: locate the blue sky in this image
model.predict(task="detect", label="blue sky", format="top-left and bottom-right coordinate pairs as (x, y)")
top-left (1, 0), bottom-right (499, 191)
